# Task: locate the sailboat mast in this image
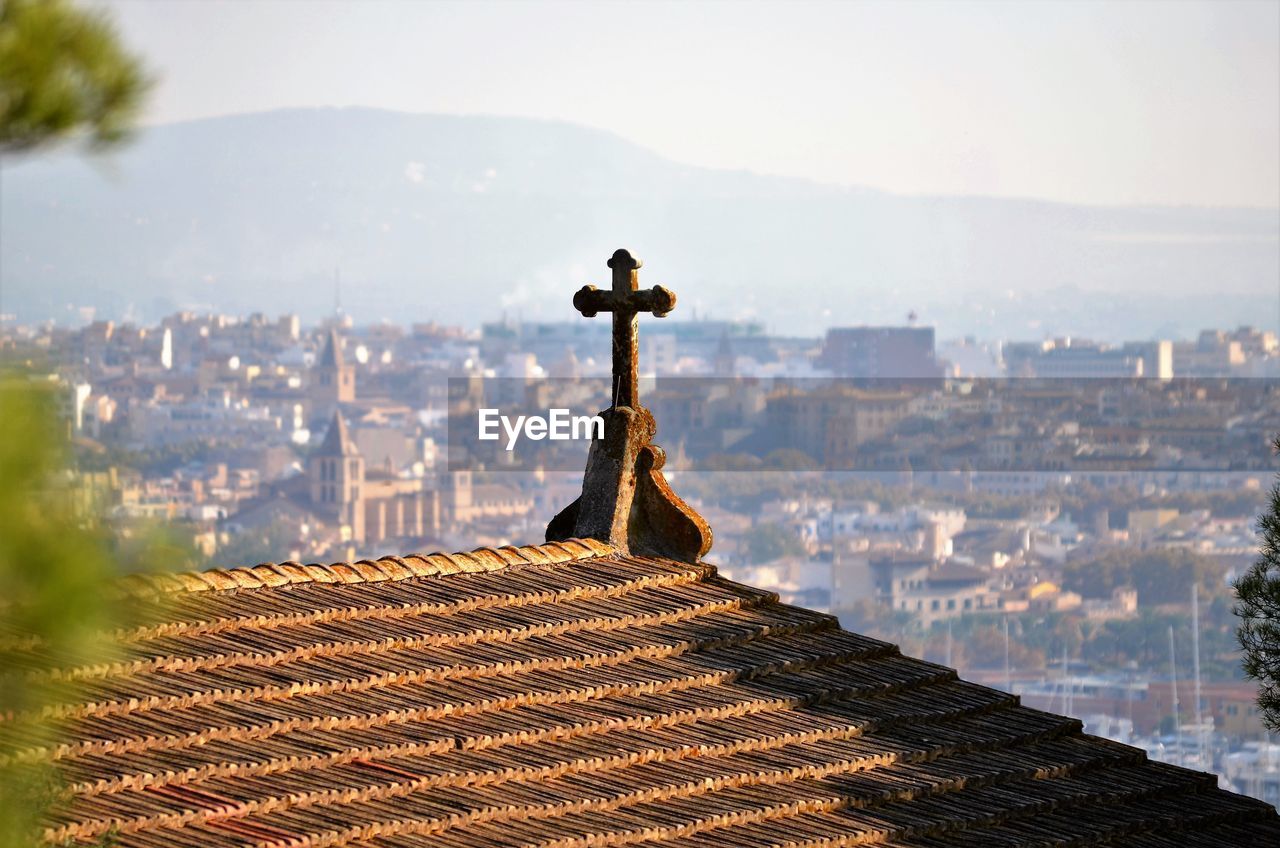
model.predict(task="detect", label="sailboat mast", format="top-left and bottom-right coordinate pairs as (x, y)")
top-left (1169, 624), bottom-right (1182, 766)
top-left (1064, 643), bottom-right (1072, 715)
top-left (946, 620), bottom-right (953, 669)
top-left (1192, 583), bottom-right (1205, 767)
top-left (1003, 617), bottom-right (1011, 693)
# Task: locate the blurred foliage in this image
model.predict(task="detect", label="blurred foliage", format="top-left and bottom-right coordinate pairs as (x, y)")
top-left (835, 599), bottom-right (932, 662)
top-left (742, 522), bottom-right (807, 565)
top-left (1061, 548), bottom-right (1229, 605)
top-left (0, 380), bottom-right (125, 846)
top-left (0, 380), bottom-right (188, 847)
top-left (74, 439), bottom-right (212, 476)
top-left (1235, 435), bottom-right (1280, 731)
top-left (0, 0), bottom-right (150, 154)
top-left (210, 520), bottom-right (298, 571)
top-left (954, 621), bottom-right (1043, 671)
top-left (113, 516), bottom-right (205, 574)
top-left (1, 0), bottom-right (151, 832)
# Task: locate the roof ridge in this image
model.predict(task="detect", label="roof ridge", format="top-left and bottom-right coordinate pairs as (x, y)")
top-left (118, 538), bottom-right (616, 597)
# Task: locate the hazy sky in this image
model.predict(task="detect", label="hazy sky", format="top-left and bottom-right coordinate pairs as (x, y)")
top-left (99, 0), bottom-right (1279, 208)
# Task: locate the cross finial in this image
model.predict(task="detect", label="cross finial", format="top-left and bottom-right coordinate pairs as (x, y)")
top-left (572, 248), bottom-right (676, 409)
top-left (547, 249), bottom-right (711, 563)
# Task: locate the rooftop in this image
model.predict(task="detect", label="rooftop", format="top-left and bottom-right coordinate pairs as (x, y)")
top-left (18, 537), bottom-right (1277, 847)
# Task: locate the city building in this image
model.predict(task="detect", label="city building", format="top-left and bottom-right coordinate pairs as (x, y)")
top-left (818, 325), bottom-right (941, 378)
top-left (1004, 338), bottom-right (1157, 378)
top-left (765, 385), bottom-right (914, 467)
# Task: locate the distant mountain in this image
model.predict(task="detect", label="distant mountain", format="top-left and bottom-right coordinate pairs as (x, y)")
top-left (3, 107), bottom-right (1277, 338)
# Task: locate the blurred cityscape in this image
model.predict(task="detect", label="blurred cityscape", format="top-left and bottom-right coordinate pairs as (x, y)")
top-left (3, 311), bottom-right (1279, 806)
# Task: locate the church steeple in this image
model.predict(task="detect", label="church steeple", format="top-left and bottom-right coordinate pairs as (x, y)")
top-left (316, 407), bottom-right (358, 457)
top-left (313, 328), bottom-right (356, 406)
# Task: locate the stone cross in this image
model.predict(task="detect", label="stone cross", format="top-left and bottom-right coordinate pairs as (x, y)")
top-left (547, 249), bottom-right (712, 563)
top-left (572, 248), bottom-right (676, 409)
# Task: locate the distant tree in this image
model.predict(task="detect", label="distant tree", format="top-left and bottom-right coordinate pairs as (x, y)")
top-left (835, 598), bottom-right (919, 645)
top-left (113, 517), bottom-right (204, 573)
top-left (959, 622), bottom-right (1044, 671)
top-left (1236, 435), bottom-right (1280, 730)
top-left (762, 449), bottom-right (819, 471)
top-left (212, 521), bottom-right (298, 570)
top-left (743, 522), bottom-right (807, 564)
top-left (1129, 549), bottom-right (1226, 604)
top-left (0, 0), bottom-right (150, 154)
top-left (1062, 547), bottom-right (1225, 605)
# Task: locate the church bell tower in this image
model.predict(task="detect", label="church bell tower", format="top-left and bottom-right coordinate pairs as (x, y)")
top-left (309, 411), bottom-right (365, 544)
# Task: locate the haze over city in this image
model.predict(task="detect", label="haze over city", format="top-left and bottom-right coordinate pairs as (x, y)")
top-left (1, 0), bottom-right (1275, 338)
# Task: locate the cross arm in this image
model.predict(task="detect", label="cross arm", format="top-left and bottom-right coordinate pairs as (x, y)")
top-left (573, 285), bottom-right (677, 318)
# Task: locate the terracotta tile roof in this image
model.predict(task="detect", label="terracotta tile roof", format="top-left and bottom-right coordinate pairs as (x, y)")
top-left (13, 540), bottom-right (1277, 847)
